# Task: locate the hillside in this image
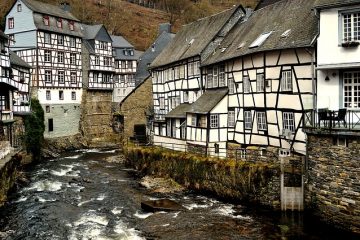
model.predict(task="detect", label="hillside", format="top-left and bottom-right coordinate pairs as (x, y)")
top-left (0, 0), bottom-right (259, 51)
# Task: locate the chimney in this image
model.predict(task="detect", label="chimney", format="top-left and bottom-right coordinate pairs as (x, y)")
top-left (159, 23), bottom-right (171, 35)
top-left (60, 2), bottom-right (71, 12)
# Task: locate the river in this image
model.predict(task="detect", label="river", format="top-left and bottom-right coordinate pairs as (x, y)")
top-left (0, 149), bottom-right (358, 240)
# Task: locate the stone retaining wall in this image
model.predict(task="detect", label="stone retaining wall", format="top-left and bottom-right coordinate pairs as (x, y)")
top-left (306, 134), bottom-right (360, 233)
top-left (0, 152), bottom-right (22, 206)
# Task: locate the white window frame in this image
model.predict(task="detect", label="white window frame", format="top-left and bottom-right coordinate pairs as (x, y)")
top-left (228, 109), bottom-right (235, 127)
top-left (70, 72), bottom-right (77, 84)
top-left (8, 18), bottom-right (14, 29)
top-left (244, 111), bottom-right (252, 129)
top-left (44, 50), bottom-right (51, 62)
top-left (256, 73), bottom-right (265, 92)
top-left (191, 115), bottom-right (196, 126)
top-left (59, 90), bottom-right (64, 100)
top-left (210, 114), bottom-right (219, 128)
top-left (58, 70), bottom-right (65, 84)
top-left (45, 70), bottom-right (52, 83)
top-left (58, 35), bottom-right (64, 45)
top-left (58, 51), bottom-right (64, 63)
top-left (17, 4), bottom-right (22, 12)
top-left (95, 56), bottom-right (100, 65)
top-left (213, 66), bottom-right (219, 88)
top-left (46, 90), bottom-right (51, 100)
top-left (159, 97), bottom-right (165, 110)
top-left (243, 76), bottom-right (251, 93)
top-left (70, 37), bottom-right (76, 47)
top-left (343, 71), bottom-right (360, 108)
top-left (219, 65), bottom-right (226, 87)
top-left (342, 11), bottom-right (360, 42)
top-left (281, 70), bottom-right (292, 91)
top-left (257, 112), bottom-right (267, 131)
top-left (70, 53), bottom-right (76, 65)
top-left (71, 91), bottom-right (76, 100)
top-left (183, 91), bottom-right (189, 103)
top-left (283, 112), bottom-right (295, 132)
top-left (228, 77), bottom-right (235, 94)
top-left (44, 33), bottom-right (51, 44)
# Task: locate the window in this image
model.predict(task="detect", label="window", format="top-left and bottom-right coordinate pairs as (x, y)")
top-left (184, 91), bottom-right (189, 103)
top-left (123, 49), bottom-right (128, 56)
top-left (43, 16), bottom-right (49, 26)
top-left (59, 90), bottom-right (64, 100)
top-left (219, 65), bottom-right (226, 87)
top-left (210, 114), bottom-right (219, 128)
top-left (94, 73), bottom-right (98, 83)
top-left (44, 33), bottom-right (51, 44)
top-left (159, 97), bottom-right (165, 109)
top-left (70, 53), bottom-right (76, 65)
top-left (104, 57), bottom-right (112, 66)
top-left (249, 32), bottom-right (272, 48)
top-left (334, 136), bottom-right (347, 147)
top-left (45, 70), bottom-right (52, 82)
top-left (228, 108), bottom-right (235, 127)
top-left (48, 119), bottom-right (53, 132)
top-left (69, 21), bottom-right (74, 31)
top-left (95, 56), bottom-right (100, 65)
top-left (19, 72), bottom-right (25, 82)
top-left (281, 70), bottom-right (292, 91)
top-left (228, 77), bottom-right (235, 94)
top-left (8, 34), bottom-right (14, 46)
top-left (244, 111), bottom-right (252, 129)
top-left (243, 76), bottom-right (251, 93)
top-left (128, 61), bottom-right (133, 69)
top-left (46, 90), bottom-right (51, 100)
top-left (207, 71), bottom-right (213, 88)
top-left (8, 18), bottom-right (14, 29)
top-left (189, 62), bottom-right (194, 76)
top-left (121, 61), bottom-right (126, 69)
top-left (44, 50), bottom-right (51, 62)
top-left (283, 112), bottom-right (295, 132)
top-left (103, 74), bottom-right (111, 83)
top-left (58, 35), bottom-right (64, 45)
top-left (212, 66), bottom-right (219, 88)
top-left (70, 37), bottom-right (76, 47)
top-left (343, 71), bottom-right (360, 108)
top-left (342, 12), bottom-right (360, 42)
top-left (57, 18), bottom-right (62, 28)
top-left (58, 51), bottom-right (64, 63)
top-left (45, 105), bottom-right (50, 113)
top-left (191, 115), bottom-right (196, 126)
top-left (17, 4), bottom-right (22, 12)
top-left (180, 65), bottom-right (185, 79)
top-left (70, 72), bottom-right (77, 84)
top-left (119, 75), bottom-right (125, 83)
top-left (71, 91), bottom-right (76, 100)
top-left (256, 73), bottom-right (264, 92)
top-left (58, 70), bottom-right (65, 83)
top-left (257, 112), bottom-right (267, 131)
top-left (99, 41), bottom-right (107, 50)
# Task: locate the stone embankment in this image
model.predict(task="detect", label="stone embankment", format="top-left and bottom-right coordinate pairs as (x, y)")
top-left (125, 146), bottom-right (281, 209)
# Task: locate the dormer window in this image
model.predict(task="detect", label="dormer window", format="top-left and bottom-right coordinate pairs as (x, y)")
top-left (341, 12), bottom-right (360, 46)
top-left (8, 18), bottom-right (14, 29)
top-left (57, 18), bottom-right (62, 28)
top-left (130, 50), bottom-right (134, 56)
top-left (17, 4), bottom-right (22, 12)
top-left (123, 49), bottom-right (128, 55)
top-left (69, 21), bottom-right (74, 31)
top-left (249, 32), bottom-right (272, 48)
top-left (43, 16), bottom-right (49, 26)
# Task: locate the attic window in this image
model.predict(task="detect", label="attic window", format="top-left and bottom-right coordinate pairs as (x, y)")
top-left (17, 4), bottom-right (22, 12)
top-left (123, 49), bottom-right (128, 55)
top-left (43, 16), bottom-right (49, 26)
top-left (151, 44), bottom-right (155, 52)
top-left (130, 50), bottom-right (134, 56)
top-left (281, 29), bottom-right (291, 38)
top-left (189, 38), bottom-right (195, 45)
top-left (249, 32), bottom-right (272, 48)
top-left (237, 42), bottom-right (245, 49)
top-left (57, 18), bottom-right (62, 28)
top-left (69, 21), bottom-right (74, 31)
top-left (221, 47), bottom-right (227, 53)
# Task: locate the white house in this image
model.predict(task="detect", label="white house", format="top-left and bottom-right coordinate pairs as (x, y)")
top-left (5, 0), bottom-right (83, 139)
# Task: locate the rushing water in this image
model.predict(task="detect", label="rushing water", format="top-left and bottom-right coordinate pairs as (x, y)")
top-left (0, 149), bottom-right (359, 240)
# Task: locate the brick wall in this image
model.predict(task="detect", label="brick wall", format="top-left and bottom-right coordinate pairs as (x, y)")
top-left (306, 134), bottom-right (360, 233)
top-left (118, 77), bottom-right (153, 140)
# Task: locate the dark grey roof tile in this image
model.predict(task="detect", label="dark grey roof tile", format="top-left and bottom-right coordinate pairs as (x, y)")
top-left (9, 50), bottom-right (32, 69)
top-left (23, 0), bottom-right (79, 21)
top-left (188, 89), bottom-right (228, 114)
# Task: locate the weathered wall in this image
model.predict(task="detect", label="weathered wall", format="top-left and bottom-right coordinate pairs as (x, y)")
top-left (125, 146), bottom-right (281, 209)
top-left (0, 152), bottom-right (22, 206)
top-left (118, 77), bottom-right (153, 140)
top-left (306, 134), bottom-right (360, 233)
top-left (80, 90), bottom-right (120, 147)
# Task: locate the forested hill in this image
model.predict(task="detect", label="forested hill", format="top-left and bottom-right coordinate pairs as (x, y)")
top-left (0, 0), bottom-right (259, 51)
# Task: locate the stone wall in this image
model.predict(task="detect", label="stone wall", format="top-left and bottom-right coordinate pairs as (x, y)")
top-left (125, 146), bottom-right (281, 209)
top-left (118, 77), bottom-right (153, 140)
top-left (306, 134), bottom-right (360, 233)
top-left (0, 152), bottom-right (22, 206)
top-left (80, 90), bottom-right (120, 147)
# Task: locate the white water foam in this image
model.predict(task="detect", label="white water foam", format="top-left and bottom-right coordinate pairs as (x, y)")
top-left (212, 205), bottom-right (252, 220)
top-left (183, 203), bottom-right (211, 210)
top-left (111, 207), bottom-right (123, 215)
top-left (64, 154), bottom-right (82, 159)
top-left (134, 211), bottom-right (153, 219)
top-left (77, 199), bottom-right (94, 207)
top-left (26, 180), bottom-right (62, 192)
top-left (103, 149), bottom-right (116, 153)
top-left (36, 196), bottom-right (56, 203)
top-left (172, 212), bottom-right (180, 218)
top-left (113, 221), bottom-right (145, 240)
top-left (96, 194), bottom-right (106, 201)
top-left (162, 224), bottom-right (170, 227)
top-left (14, 196), bottom-right (27, 203)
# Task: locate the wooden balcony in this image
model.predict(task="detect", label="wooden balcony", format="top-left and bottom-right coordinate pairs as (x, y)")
top-left (303, 109), bottom-right (360, 135)
top-left (0, 110), bottom-right (13, 122)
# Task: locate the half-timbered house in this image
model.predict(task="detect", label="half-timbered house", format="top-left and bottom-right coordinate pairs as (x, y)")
top-left (201, 0), bottom-right (317, 156)
top-left (150, 6), bottom-right (247, 147)
top-left (111, 35), bottom-right (138, 103)
top-left (5, 0), bottom-right (83, 139)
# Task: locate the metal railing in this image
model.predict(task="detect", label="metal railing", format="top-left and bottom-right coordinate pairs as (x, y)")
top-left (303, 109), bottom-right (360, 131)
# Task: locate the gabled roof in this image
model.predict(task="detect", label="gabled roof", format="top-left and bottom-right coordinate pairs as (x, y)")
top-left (111, 35), bottom-right (133, 48)
top-left (83, 40), bottom-right (95, 54)
top-left (203, 0), bottom-right (318, 66)
top-left (22, 0), bottom-right (79, 21)
top-left (188, 89), bottom-right (228, 114)
top-left (82, 24), bottom-right (104, 40)
top-left (166, 103), bottom-right (192, 118)
top-left (314, 0), bottom-right (360, 9)
top-left (135, 30), bottom-right (175, 85)
top-left (150, 5), bottom-right (242, 68)
top-left (9, 50), bottom-right (32, 69)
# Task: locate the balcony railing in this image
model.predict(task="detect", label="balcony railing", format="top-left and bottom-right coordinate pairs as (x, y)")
top-left (13, 105), bottom-right (30, 113)
top-left (303, 109), bottom-right (360, 131)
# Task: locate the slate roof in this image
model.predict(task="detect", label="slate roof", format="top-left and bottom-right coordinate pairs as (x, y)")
top-left (255, 0), bottom-right (283, 10)
top-left (111, 35), bottom-right (133, 48)
top-left (0, 30), bottom-right (8, 39)
top-left (166, 103), bottom-right (192, 118)
top-left (22, 0), bottom-right (79, 21)
top-left (82, 24), bottom-right (103, 40)
top-left (9, 51), bottom-right (32, 69)
top-left (150, 6), bottom-right (241, 68)
top-left (314, 0), bottom-right (360, 9)
top-left (203, 0), bottom-right (318, 66)
top-left (83, 40), bottom-right (95, 54)
top-left (188, 89), bottom-right (228, 114)
top-left (135, 30), bottom-right (175, 85)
